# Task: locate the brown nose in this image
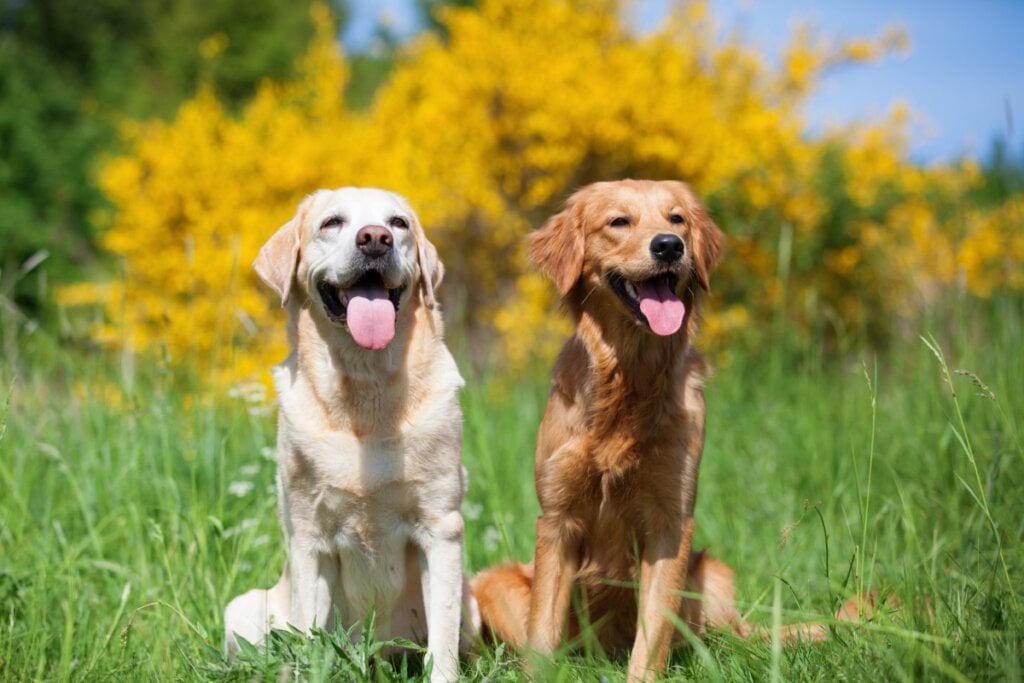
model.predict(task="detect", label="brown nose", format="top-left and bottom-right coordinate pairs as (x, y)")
top-left (356, 225), bottom-right (393, 257)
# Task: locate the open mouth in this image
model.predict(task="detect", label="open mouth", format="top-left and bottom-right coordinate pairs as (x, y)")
top-left (608, 272), bottom-right (686, 337)
top-left (316, 270), bottom-right (406, 350)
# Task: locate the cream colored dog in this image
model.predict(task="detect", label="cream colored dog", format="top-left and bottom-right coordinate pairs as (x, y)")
top-left (224, 188), bottom-right (472, 682)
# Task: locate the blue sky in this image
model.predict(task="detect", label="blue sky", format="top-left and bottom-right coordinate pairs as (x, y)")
top-left (342, 0), bottom-right (1024, 163)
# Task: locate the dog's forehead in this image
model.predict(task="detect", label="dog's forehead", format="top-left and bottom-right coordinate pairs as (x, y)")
top-left (310, 187), bottom-right (414, 225)
top-left (584, 182), bottom-right (686, 224)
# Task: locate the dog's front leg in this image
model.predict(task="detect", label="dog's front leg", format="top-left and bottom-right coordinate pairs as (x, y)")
top-left (526, 514), bottom-right (580, 659)
top-left (419, 511), bottom-right (464, 683)
top-left (627, 517), bottom-right (696, 682)
top-left (288, 535), bottom-right (337, 632)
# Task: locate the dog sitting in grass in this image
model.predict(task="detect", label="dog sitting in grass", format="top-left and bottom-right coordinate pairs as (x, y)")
top-left (224, 188), bottom-right (475, 683)
top-left (471, 180), bottom-right (873, 679)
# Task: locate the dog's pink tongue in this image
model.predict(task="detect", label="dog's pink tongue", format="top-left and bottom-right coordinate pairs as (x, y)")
top-left (636, 279), bottom-right (685, 336)
top-left (346, 285), bottom-right (396, 350)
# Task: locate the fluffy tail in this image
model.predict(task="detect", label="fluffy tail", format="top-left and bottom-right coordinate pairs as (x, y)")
top-left (469, 561), bottom-right (534, 648)
top-left (751, 589), bottom-right (890, 643)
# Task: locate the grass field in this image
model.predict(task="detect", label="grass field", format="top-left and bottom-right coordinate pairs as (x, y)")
top-left (1, 295), bottom-right (1021, 681)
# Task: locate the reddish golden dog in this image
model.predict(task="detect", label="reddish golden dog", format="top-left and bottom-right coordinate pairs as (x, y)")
top-left (471, 180), bottom-right (869, 679)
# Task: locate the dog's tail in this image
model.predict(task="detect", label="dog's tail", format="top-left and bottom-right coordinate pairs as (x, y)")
top-left (750, 588), bottom-right (891, 643)
top-left (469, 561), bottom-right (534, 648)
top-left (689, 550), bottom-right (893, 643)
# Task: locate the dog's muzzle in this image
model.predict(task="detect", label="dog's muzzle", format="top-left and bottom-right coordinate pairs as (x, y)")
top-left (317, 269), bottom-right (406, 350)
top-left (608, 271), bottom-right (686, 337)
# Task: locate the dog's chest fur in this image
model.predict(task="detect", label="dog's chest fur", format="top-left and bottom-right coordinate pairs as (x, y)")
top-left (272, 349), bottom-right (463, 617)
top-left (547, 336), bottom-right (708, 567)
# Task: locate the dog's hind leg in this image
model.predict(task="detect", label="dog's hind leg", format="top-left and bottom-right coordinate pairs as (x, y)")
top-left (469, 562), bottom-right (533, 649)
top-left (473, 555), bottom-right (743, 652)
top-left (223, 571), bottom-right (291, 655)
top-left (679, 551), bottom-right (751, 638)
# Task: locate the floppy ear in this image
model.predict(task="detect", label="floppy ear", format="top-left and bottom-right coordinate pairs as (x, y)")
top-left (528, 198), bottom-right (584, 296)
top-left (254, 196), bottom-right (309, 306)
top-left (412, 216), bottom-right (444, 309)
top-left (688, 201), bottom-right (724, 292)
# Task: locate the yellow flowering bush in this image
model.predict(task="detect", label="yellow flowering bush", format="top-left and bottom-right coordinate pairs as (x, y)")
top-left (69, 0), bottom-right (1023, 382)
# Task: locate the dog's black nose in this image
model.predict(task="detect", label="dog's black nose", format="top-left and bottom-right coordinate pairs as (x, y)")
top-left (356, 225), bottom-right (393, 257)
top-left (650, 233), bottom-right (685, 262)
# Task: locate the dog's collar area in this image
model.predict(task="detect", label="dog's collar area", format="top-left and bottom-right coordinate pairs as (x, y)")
top-left (608, 271), bottom-right (681, 329)
top-left (316, 271), bottom-right (406, 324)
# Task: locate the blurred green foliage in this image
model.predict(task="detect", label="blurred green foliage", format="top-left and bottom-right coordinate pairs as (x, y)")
top-left (0, 0), bottom-right (347, 313)
top-left (972, 135), bottom-right (1024, 207)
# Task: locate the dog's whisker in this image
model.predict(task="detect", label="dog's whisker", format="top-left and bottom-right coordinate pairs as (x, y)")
top-left (579, 284), bottom-right (600, 306)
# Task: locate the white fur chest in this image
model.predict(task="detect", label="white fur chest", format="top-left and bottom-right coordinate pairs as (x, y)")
top-left (275, 416), bottom-right (428, 623)
top-left (271, 357), bottom-right (464, 623)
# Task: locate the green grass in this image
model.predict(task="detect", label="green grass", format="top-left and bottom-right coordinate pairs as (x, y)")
top-left (1, 296), bottom-right (1022, 681)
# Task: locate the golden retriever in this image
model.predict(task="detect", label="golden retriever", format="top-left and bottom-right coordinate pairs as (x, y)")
top-left (471, 180), bottom-right (868, 679)
top-left (224, 187), bottom-right (474, 682)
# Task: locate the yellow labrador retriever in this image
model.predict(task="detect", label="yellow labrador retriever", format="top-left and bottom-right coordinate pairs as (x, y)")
top-left (224, 188), bottom-right (472, 682)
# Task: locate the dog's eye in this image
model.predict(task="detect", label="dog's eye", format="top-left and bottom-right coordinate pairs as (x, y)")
top-left (669, 214), bottom-right (685, 224)
top-left (321, 216), bottom-right (345, 230)
top-left (609, 216), bottom-right (630, 228)
top-left (389, 216), bottom-right (410, 230)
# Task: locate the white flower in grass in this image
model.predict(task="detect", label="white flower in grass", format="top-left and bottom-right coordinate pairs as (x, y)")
top-left (260, 447), bottom-right (276, 461)
top-left (223, 518), bottom-right (258, 538)
top-left (229, 382), bottom-right (267, 403)
top-left (463, 501), bottom-right (483, 521)
top-left (483, 526), bottom-right (501, 553)
top-left (228, 480), bottom-right (255, 498)
top-left (240, 464), bottom-right (260, 477)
